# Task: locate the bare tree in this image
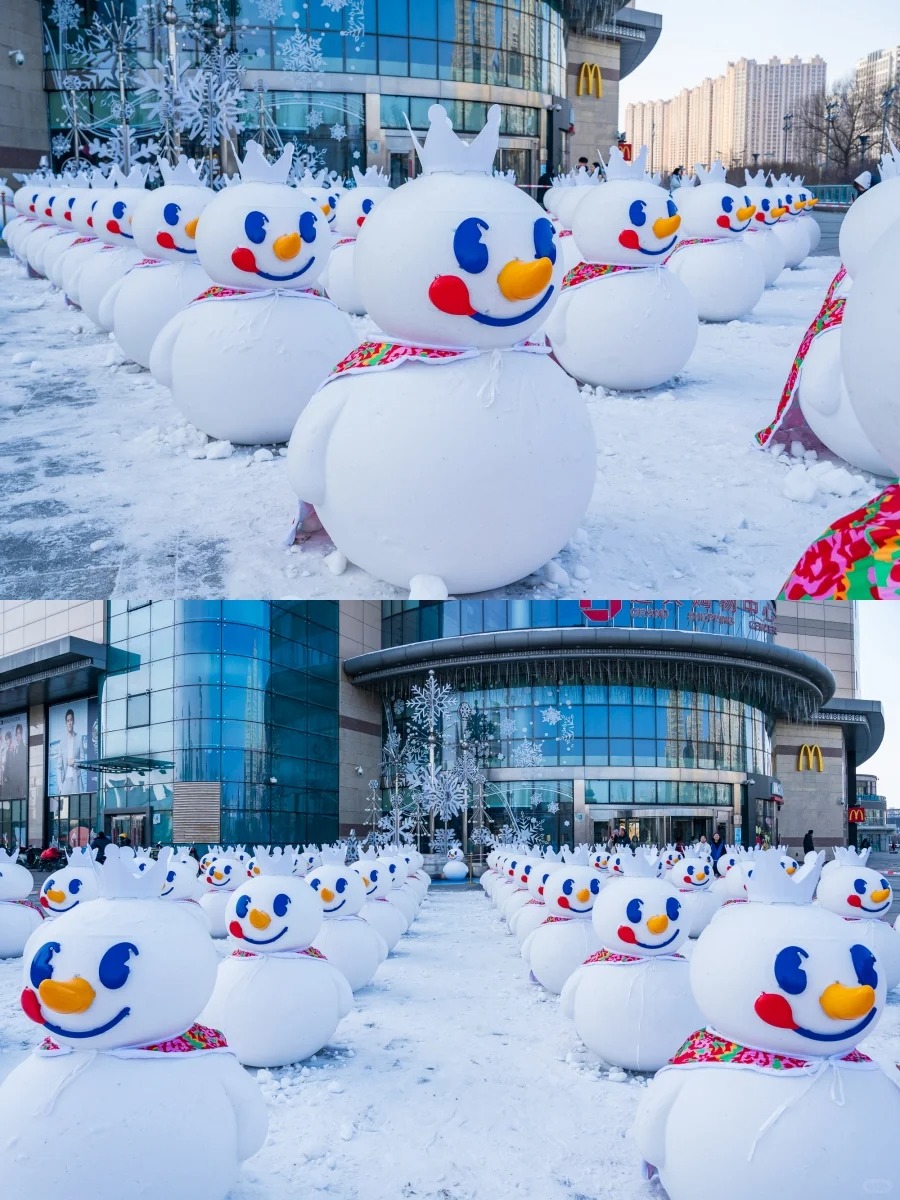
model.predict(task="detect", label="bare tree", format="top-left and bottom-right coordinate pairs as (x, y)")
top-left (794, 75), bottom-right (884, 182)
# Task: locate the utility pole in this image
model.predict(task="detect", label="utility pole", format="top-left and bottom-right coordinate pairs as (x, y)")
top-left (824, 97), bottom-right (839, 176)
top-left (881, 84), bottom-right (897, 156)
top-left (163, 0), bottom-right (181, 159)
top-left (782, 112), bottom-right (793, 166)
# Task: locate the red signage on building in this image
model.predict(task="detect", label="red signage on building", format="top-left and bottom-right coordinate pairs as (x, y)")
top-left (579, 600), bottom-right (624, 623)
top-left (618, 141), bottom-right (633, 161)
top-left (848, 807), bottom-right (866, 823)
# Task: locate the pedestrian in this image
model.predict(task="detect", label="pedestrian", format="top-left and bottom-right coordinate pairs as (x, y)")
top-left (675, 839), bottom-right (685, 856)
top-left (861, 837), bottom-right (871, 852)
top-left (90, 827), bottom-right (110, 864)
top-left (577, 155), bottom-right (589, 173)
top-left (189, 845), bottom-right (200, 863)
top-left (709, 831), bottom-right (727, 876)
top-left (669, 165), bottom-right (684, 192)
top-left (536, 168), bottom-right (553, 208)
top-left (802, 829), bottom-right (815, 854)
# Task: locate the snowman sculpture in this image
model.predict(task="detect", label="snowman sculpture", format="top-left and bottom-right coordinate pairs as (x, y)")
top-left (673, 853), bottom-right (720, 936)
top-left (47, 173), bottom-right (99, 289)
top-left (520, 849), bottom-right (602, 993)
top-left (34, 175), bottom-right (85, 282)
top-left (105, 155), bottom-right (213, 368)
top-left (21, 179), bottom-right (65, 276)
top-left (322, 164), bottom-right (392, 314)
top-left (552, 167), bottom-right (602, 273)
top-left (57, 168), bottom-right (113, 302)
top-left (664, 162), bottom-right (765, 321)
top-left (442, 846), bottom-right (470, 882)
top-left (1, 179), bottom-right (37, 258)
top-left (355, 852), bottom-right (408, 951)
top-left (0, 846), bottom-right (268, 1200)
top-left (0, 847), bottom-right (43, 959)
top-left (199, 851), bottom-right (244, 937)
top-left (199, 847), bottom-right (353, 1066)
top-left (560, 851), bottom-right (703, 1071)
top-left (511, 857), bottom-right (560, 945)
top-left (150, 140), bottom-right (355, 445)
top-left (76, 164), bottom-right (149, 329)
top-left (286, 104), bottom-right (597, 598)
top-left (546, 144), bottom-right (698, 391)
top-left (294, 166), bottom-right (343, 240)
top-left (159, 846), bottom-right (209, 929)
top-left (308, 847), bottom-right (388, 990)
top-left (378, 854), bottom-right (420, 926)
top-left (38, 846), bottom-right (99, 918)
top-left (769, 174), bottom-right (812, 268)
top-left (501, 857), bottom-right (535, 926)
top-left (741, 170), bottom-right (786, 286)
top-left (634, 850), bottom-right (900, 1198)
top-left (794, 182), bottom-right (821, 252)
top-left (816, 847), bottom-right (900, 990)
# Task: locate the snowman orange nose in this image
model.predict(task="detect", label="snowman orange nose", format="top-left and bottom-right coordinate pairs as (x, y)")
top-left (497, 256), bottom-right (552, 301)
top-left (652, 214), bottom-right (680, 238)
top-left (273, 232), bottom-right (301, 260)
top-left (737, 204), bottom-right (756, 221)
top-left (249, 908), bottom-right (271, 930)
top-left (184, 218), bottom-right (198, 238)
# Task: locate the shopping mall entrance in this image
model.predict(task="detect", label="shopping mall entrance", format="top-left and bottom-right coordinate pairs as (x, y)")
top-left (105, 807), bottom-right (152, 849)
top-left (592, 808), bottom-right (732, 847)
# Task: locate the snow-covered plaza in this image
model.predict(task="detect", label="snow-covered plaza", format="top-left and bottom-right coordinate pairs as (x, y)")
top-left (0, 228), bottom-right (887, 601)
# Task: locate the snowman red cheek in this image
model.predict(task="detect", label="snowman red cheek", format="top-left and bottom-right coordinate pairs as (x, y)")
top-left (428, 274), bottom-right (476, 317)
top-left (231, 247), bottom-right (258, 273)
top-left (716, 215), bottom-right (732, 229)
top-left (228, 920), bottom-right (245, 938)
top-left (618, 229), bottom-right (641, 251)
top-left (20, 988), bottom-right (45, 1025)
top-left (157, 230), bottom-right (177, 250)
top-left (617, 924), bottom-right (637, 944)
top-left (754, 991), bottom-right (798, 1029)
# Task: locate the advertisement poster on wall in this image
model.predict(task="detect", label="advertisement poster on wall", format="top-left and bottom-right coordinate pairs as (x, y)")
top-left (0, 711), bottom-right (28, 801)
top-left (47, 698), bottom-right (99, 798)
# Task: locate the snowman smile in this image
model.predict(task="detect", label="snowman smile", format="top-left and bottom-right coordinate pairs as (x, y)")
top-left (754, 989), bottom-right (877, 1041)
top-left (617, 924), bottom-right (679, 950)
top-left (106, 220), bottom-right (134, 239)
top-left (43, 1008), bottom-right (131, 1039)
top-left (156, 231), bottom-right (197, 254)
top-left (228, 921), bottom-right (288, 945)
top-left (323, 899), bottom-right (346, 913)
top-left (617, 229), bottom-right (678, 256)
top-left (848, 896), bottom-right (891, 914)
top-left (230, 246), bottom-right (315, 281)
top-left (428, 273), bottom-right (554, 326)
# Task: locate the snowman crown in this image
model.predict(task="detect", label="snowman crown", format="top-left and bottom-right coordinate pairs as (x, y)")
top-left (645, 170), bottom-right (662, 187)
top-left (542, 848), bottom-right (560, 863)
top-left (408, 103), bottom-right (500, 176)
top-left (831, 845), bottom-right (871, 868)
top-left (562, 844), bottom-right (590, 866)
top-left (159, 155), bottom-right (206, 188)
top-left (693, 160), bottom-right (727, 185)
top-left (0, 847), bottom-right (17, 865)
top-left (745, 849), bottom-right (821, 905)
top-left (350, 164), bottom-right (389, 189)
top-left (744, 169), bottom-right (767, 187)
top-left (98, 845), bottom-right (171, 899)
top-left (238, 139), bottom-right (294, 185)
top-left (768, 172), bottom-right (792, 188)
top-left (621, 850), bottom-right (664, 879)
top-left (90, 166), bottom-right (115, 190)
top-left (320, 845), bottom-right (348, 866)
top-left (603, 143), bottom-right (648, 182)
top-left (66, 846), bottom-right (97, 867)
top-left (108, 163), bottom-right (149, 189)
top-left (493, 168), bottom-right (517, 185)
top-left (252, 846), bottom-right (295, 876)
top-left (296, 166), bottom-right (328, 189)
top-left (879, 135), bottom-right (900, 180)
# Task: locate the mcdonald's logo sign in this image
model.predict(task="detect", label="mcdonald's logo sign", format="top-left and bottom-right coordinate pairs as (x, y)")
top-left (577, 62), bottom-right (603, 98)
top-left (848, 807), bottom-right (866, 823)
top-left (797, 744), bottom-right (824, 772)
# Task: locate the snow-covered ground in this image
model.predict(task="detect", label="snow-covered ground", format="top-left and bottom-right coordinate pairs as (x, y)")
top-left (0, 247), bottom-right (886, 600)
top-left (1, 886), bottom-right (899, 1199)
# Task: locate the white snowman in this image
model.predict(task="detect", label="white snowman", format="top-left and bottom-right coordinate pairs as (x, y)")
top-left (199, 847), bottom-right (353, 1066)
top-left (546, 144), bottom-right (698, 391)
top-left (560, 852), bottom-right (703, 1071)
top-left (402, 848), bottom-right (431, 897)
top-left (442, 845), bottom-right (470, 882)
top-left (286, 104), bottom-right (597, 598)
top-left (75, 164), bottom-right (148, 328)
top-left (199, 851), bottom-right (244, 937)
top-left (38, 847), bottom-right (99, 918)
top-left (0, 847), bottom-right (44, 959)
top-left (0, 846), bottom-right (268, 1200)
top-left (664, 162), bottom-right (765, 321)
top-left (21, 179), bottom-right (64, 275)
top-left (322, 164), bottom-right (392, 314)
top-left (673, 853), bottom-right (720, 936)
top-left (294, 166), bottom-right (343, 238)
top-left (105, 156), bottom-right (214, 368)
top-left (159, 846), bottom-right (210, 930)
top-left (816, 847), bottom-right (900, 989)
top-left (511, 857), bottom-right (560, 945)
top-left (308, 848), bottom-right (388, 990)
top-left (149, 141), bottom-right (355, 445)
top-left (1, 179), bottom-right (37, 258)
top-left (56, 169), bottom-right (112, 300)
top-left (794, 181), bottom-right (821, 252)
top-left (520, 850), bottom-right (602, 993)
top-left (634, 851), bottom-right (900, 1199)
top-left (552, 168), bottom-right (602, 273)
top-left (500, 856), bottom-right (535, 925)
top-left (354, 852), bottom-right (408, 950)
top-left (741, 169), bottom-right (786, 286)
top-left (35, 175), bottom-right (86, 281)
top-left (377, 854), bottom-right (420, 926)
top-left (768, 173), bottom-right (812, 268)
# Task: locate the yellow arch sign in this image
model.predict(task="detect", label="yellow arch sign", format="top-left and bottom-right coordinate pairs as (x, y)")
top-left (797, 744), bottom-right (824, 772)
top-left (577, 62), bottom-right (603, 98)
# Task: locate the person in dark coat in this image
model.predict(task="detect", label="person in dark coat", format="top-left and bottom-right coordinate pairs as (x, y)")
top-left (709, 831), bottom-right (727, 875)
top-left (90, 829), bottom-right (110, 864)
top-left (802, 829), bottom-right (815, 854)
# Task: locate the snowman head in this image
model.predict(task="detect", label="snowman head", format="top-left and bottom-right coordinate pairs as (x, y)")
top-left (353, 104), bottom-right (563, 349)
top-left (513, 858), bottom-right (534, 889)
top-left (527, 863), bottom-right (556, 902)
top-left (203, 854), bottom-right (242, 893)
top-left (195, 141), bottom-right (328, 290)
top-left (48, 179), bottom-right (80, 227)
top-left (838, 145), bottom-right (900, 278)
top-left (333, 165), bottom-right (391, 237)
top-left (742, 173), bottom-right (786, 228)
top-left (375, 855), bottom-right (406, 891)
top-left (663, 848), bottom-right (684, 871)
top-left (198, 847), bottom-right (219, 875)
top-left (816, 849), bottom-right (892, 920)
top-left (674, 162), bottom-right (756, 239)
top-left (294, 166), bottom-right (343, 228)
top-left (779, 853), bottom-right (800, 877)
top-left (592, 873), bottom-right (689, 956)
top-left (20, 848), bottom-right (217, 1051)
top-left (542, 865), bottom-right (602, 918)
top-left (39, 863), bottom-right (99, 916)
top-left (227, 849), bottom-right (322, 951)
top-left (554, 168), bottom-right (600, 230)
top-left (351, 859), bottom-right (390, 900)
top-left (591, 849), bottom-right (611, 874)
top-left (132, 158), bottom-right (212, 263)
top-left (0, 849), bottom-right (33, 901)
top-left (571, 145), bottom-right (680, 266)
top-left (91, 164), bottom-right (149, 247)
top-left (676, 855), bottom-right (712, 892)
top-left (306, 860), bottom-right (366, 917)
top-left (13, 184), bottom-right (33, 217)
top-left (159, 851), bottom-right (203, 902)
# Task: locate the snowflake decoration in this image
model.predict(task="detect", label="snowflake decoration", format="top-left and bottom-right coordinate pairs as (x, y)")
top-left (179, 66), bottom-right (247, 150)
top-left (51, 133), bottom-right (73, 157)
top-left (60, 75), bottom-right (84, 93)
top-left (279, 27), bottom-right (325, 80)
top-left (70, 2), bottom-right (142, 91)
top-left (321, 0), bottom-right (350, 8)
top-left (511, 740), bottom-right (544, 769)
top-left (499, 717), bottom-right (518, 740)
top-left (557, 714), bottom-right (575, 750)
top-left (255, 0), bottom-right (285, 19)
top-left (530, 791), bottom-right (543, 809)
top-left (408, 671), bottom-right (457, 730)
top-left (541, 706), bottom-right (562, 727)
top-left (344, 0), bottom-right (365, 40)
top-left (430, 828), bottom-right (460, 857)
top-left (329, 123), bottom-right (347, 142)
top-left (308, 107), bottom-right (324, 128)
top-left (49, 0), bottom-right (81, 33)
top-left (547, 799), bottom-right (560, 815)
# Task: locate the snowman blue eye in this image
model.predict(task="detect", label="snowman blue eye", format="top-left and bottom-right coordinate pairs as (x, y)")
top-left (628, 200), bottom-right (647, 227)
top-left (309, 877), bottom-right (321, 890)
top-left (850, 944), bottom-right (878, 989)
top-left (112, 200), bottom-right (126, 219)
top-left (163, 202), bottom-right (180, 226)
top-left (273, 892), bottom-right (290, 917)
top-left (48, 195), bottom-right (56, 207)
top-left (68, 197), bottom-right (76, 208)
top-left (785, 193), bottom-right (793, 205)
top-left (561, 878), bottom-right (574, 895)
top-left (327, 194), bottom-right (337, 208)
top-left (99, 942), bottom-right (139, 990)
top-left (881, 879), bottom-right (889, 890)
top-left (533, 216), bottom-right (556, 264)
top-left (166, 870), bottom-right (176, 883)
top-left (666, 198), bottom-right (677, 217)
top-left (223, 864), bottom-right (232, 875)
top-left (335, 877), bottom-right (347, 893)
top-left (590, 877), bottom-right (600, 894)
top-left (774, 945), bottom-right (808, 995)
top-left (744, 195), bottom-right (752, 207)
top-left (665, 897), bottom-right (681, 921)
top-left (853, 878), bottom-right (867, 894)
top-left (43, 878), bottom-right (55, 893)
top-left (69, 878), bottom-right (83, 895)
top-left (30, 941), bottom-right (61, 988)
top-left (626, 898), bottom-right (643, 923)
top-left (91, 200), bottom-right (98, 211)
top-left (370, 869), bottom-right (378, 882)
top-left (244, 210), bottom-right (268, 244)
top-left (453, 216), bottom-right (490, 274)
top-left (361, 197), bottom-right (374, 215)
top-left (298, 210), bottom-right (317, 242)
top-left (721, 195), bottom-right (734, 212)
top-left (523, 864), bottom-right (532, 877)
top-left (761, 198), bottom-right (770, 211)
top-left (686, 866), bottom-right (694, 876)
top-left (235, 894), bottom-right (251, 918)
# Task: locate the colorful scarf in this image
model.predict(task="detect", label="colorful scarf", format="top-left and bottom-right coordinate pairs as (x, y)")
top-left (36, 1021), bottom-right (231, 1058)
top-left (557, 229), bottom-right (573, 238)
top-left (69, 236), bottom-right (96, 248)
top-left (541, 914), bottom-right (572, 924)
top-left (132, 257), bottom-right (164, 269)
top-left (318, 335), bottom-right (550, 391)
top-left (2, 899), bottom-right (44, 916)
top-left (719, 898), bottom-right (747, 906)
top-left (231, 945), bottom-right (327, 960)
top-left (756, 266), bottom-right (848, 449)
top-left (561, 261), bottom-right (645, 292)
top-left (663, 1026), bottom-right (877, 1076)
top-left (779, 482), bottom-right (900, 600)
top-left (190, 284), bottom-right (326, 306)
top-left (333, 237), bottom-right (356, 248)
top-left (582, 948), bottom-right (685, 966)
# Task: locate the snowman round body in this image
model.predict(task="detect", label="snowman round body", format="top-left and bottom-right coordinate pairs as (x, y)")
top-left (308, 861), bottom-right (389, 989)
top-left (742, 226), bottom-right (784, 286)
top-left (798, 212), bottom-right (820, 253)
top-left (160, 851), bottom-right (210, 930)
top-left (321, 167), bottom-right (392, 314)
top-left (379, 857), bottom-right (419, 926)
top-left (0, 855), bottom-right (43, 958)
top-left (443, 848), bottom-right (470, 882)
top-left (287, 107), bottom-right (596, 596)
top-left (634, 899), bottom-right (900, 1199)
top-left (1, 873), bottom-right (267, 1200)
top-left (38, 188), bottom-right (82, 279)
top-left (521, 866), bottom-right (602, 993)
top-left (150, 157), bottom-right (355, 444)
top-left (674, 856), bottom-right (720, 936)
top-left (354, 859), bottom-right (407, 949)
top-left (770, 210), bottom-right (810, 268)
top-left (199, 856), bottom-right (244, 936)
top-left (560, 876), bottom-right (701, 1071)
top-left (511, 862), bottom-right (557, 943)
top-left (76, 239), bottom-right (142, 327)
top-left (199, 870), bottom-right (352, 1065)
top-left (77, 181), bottom-right (148, 326)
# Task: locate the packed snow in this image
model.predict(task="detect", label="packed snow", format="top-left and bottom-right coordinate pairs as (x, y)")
top-left (0, 244), bottom-right (886, 600)
top-left (1, 885), bottom-right (898, 1199)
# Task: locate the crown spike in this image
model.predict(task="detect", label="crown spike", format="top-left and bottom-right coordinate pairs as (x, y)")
top-left (408, 103), bottom-right (500, 176)
top-left (693, 160), bottom-right (727, 185)
top-left (745, 848), bottom-right (821, 905)
top-left (159, 155), bottom-right (207, 188)
top-left (237, 140), bottom-right (295, 185)
top-left (604, 143), bottom-right (649, 182)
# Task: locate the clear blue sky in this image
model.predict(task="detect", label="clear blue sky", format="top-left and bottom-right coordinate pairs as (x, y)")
top-left (858, 605), bottom-right (900, 808)
top-left (619, 0), bottom-right (898, 108)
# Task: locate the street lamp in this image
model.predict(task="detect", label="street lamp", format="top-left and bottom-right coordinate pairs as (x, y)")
top-left (751, 151), bottom-right (760, 166)
top-left (859, 132), bottom-right (870, 163)
top-left (824, 97), bottom-right (840, 175)
top-left (881, 84), bottom-right (897, 156)
top-left (782, 112), bottom-right (793, 165)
